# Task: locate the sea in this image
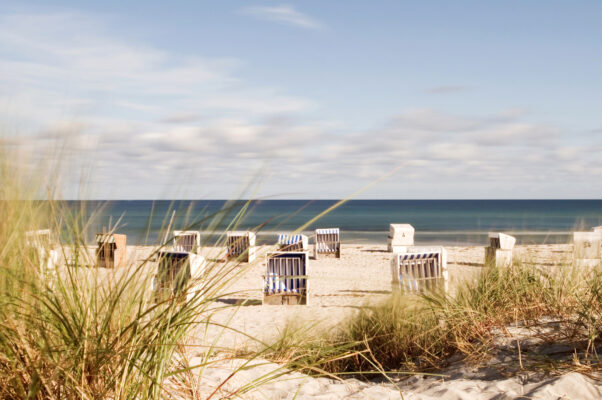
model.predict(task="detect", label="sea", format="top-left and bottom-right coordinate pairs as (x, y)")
top-left (64, 200), bottom-right (602, 246)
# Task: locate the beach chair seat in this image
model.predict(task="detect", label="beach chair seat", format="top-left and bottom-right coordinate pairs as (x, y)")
top-left (153, 250), bottom-right (206, 302)
top-left (314, 228), bottom-right (341, 258)
top-left (263, 251), bottom-right (308, 305)
top-left (95, 233), bottom-right (127, 268)
top-left (227, 231), bottom-right (256, 262)
top-left (485, 232), bottom-right (516, 268)
top-left (172, 230), bottom-right (201, 254)
top-left (390, 247), bottom-right (448, 293)
top-left (277, 233), bottom-right (308, 252)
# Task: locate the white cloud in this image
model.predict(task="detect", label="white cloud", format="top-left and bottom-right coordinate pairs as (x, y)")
top-left (1, 10), bottom-right (600, 199)
top-left (242, 5), bottom-right (323, 30)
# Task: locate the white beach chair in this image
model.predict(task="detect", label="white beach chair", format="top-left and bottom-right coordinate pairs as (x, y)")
top-left (263, 251), bottom-right (309, 305)
top-left (573, 231), bottom-right (601, 268)
top-left (390, 246), bottom-right (448, 293)
top-left (227, 231), bottom-right (256, 262)
top-left (95, 233), bottom-right (127, 269)
top-left (388, 224), bottom-right (415, 252)
top-left (484, 232), bottom-right (516, 268)
top-left (172, 230), bottom-right (201, 254)
top-left (314, 228), bottom-right (341, 259)
top-left (25, 229), bottom-right (60, 274)
top-left (277, 233), bottom-right (308, 252)
top-left (153, 250), bottom-right (206, 302)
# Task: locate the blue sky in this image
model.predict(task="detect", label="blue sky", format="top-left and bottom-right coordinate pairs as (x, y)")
top-left (1, 1), bottom-right (601, 199)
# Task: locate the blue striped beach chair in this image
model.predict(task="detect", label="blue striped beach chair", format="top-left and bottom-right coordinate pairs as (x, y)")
top-left (277, 233), bottom-right (308, 252)
top-left (390, 247), bottom-right (448, 293)
top-left (263, 251), bottom-right (309, 305)
top-left (172, 231), bottom-right (201, 254)
top-left (314, 228), bottom-right (341, 259)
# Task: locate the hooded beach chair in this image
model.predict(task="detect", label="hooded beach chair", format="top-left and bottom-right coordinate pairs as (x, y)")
top-left (277, 233), bottom-right (308, 252)
top-left (153, 250), bottom-right (206, 302)
top-left (484, 232), bottom-right (516, 268)
top-left (95, 233), bottom-right (127, 268)
top-left (263, 251), bottom-right (309, 305)
top-left (227, 231), bottom-right (256, 262)
top-left (314, 228), bottom-right (341, 259)
top-left (390, 246), bottom-right (448, 293)
top-left (388, 224), bottom-right (415, 252)
top-left (26, 229), bottom-right (60, 273)
top-left (172, 230), bottom-right (201, 254)
top-left (573, 231), bottom-right (601, 268)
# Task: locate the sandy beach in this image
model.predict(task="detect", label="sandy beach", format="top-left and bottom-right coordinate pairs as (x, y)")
top-left (109, 242), bottom-right (602, 399)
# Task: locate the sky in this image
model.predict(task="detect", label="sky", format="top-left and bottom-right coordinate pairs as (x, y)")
top-left (1, 1), bottom-right (601, 199)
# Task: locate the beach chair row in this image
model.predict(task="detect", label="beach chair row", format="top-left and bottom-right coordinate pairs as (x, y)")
top-left (25, 224), bottom-right (602, 307)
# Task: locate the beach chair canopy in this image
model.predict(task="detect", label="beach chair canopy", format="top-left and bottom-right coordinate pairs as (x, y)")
top-left (388, 224), bottom-right (415, 247)
top-left (173, 230), bottom-right (200, 253)
top-left (277, 233), bottom-right (308, 251)
top-left (391, 247), bottom-right (447, 293)
top-left (488, 232), bottom-right (516, 250)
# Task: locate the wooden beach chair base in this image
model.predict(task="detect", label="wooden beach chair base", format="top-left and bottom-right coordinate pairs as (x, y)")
top-left (263, 293), bottom-right (306, 305)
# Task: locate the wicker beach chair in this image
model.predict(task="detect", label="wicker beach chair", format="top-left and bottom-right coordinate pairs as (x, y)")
top-left (25, 229), bottom-right (60, 273)
top-left (95, 233), bottom-right (127, 268)
top-left (314, 228), bottom-right (341, 259)
top-left (153, 250), bottom-right (206, 302)
top-left (227, 231), bottom-right (256, 262)
top-left (277, 233), bottom-right (308, 252)
top-left (263, 251), bottom-right (309, 305)
top-left (172, 230), bottom-right (201, 254)
top-left (484, 232), bottom-right (516, 268)
top-left (390, 247), bottom-right (448, 293)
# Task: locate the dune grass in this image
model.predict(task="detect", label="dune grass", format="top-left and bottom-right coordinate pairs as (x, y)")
top-left (264, 261), bottom-right (602, 378)
top-left (0, 152), bottom-right (296, 399)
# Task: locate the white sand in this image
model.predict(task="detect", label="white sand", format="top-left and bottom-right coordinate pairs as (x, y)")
top-left (183, 357), bottom-right (602, 399)
top-left (78, 243), bottom-right (600, 399)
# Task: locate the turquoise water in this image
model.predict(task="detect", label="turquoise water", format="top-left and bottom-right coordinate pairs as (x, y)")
top-left (66, 200), bottom-right (602, 246)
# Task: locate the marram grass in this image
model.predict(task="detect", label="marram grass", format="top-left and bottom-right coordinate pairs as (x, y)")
top-left (0, 153), bottom-right (292, 399)
top-left (265, 261), bottom-right (602, 378)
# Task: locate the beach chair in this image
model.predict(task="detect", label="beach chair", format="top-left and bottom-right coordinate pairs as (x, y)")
top-left (227, 231), bottom-right (256, 262)
top-left (263, 251), bottom-right (309, 305)
top-left (25, 229), bottom-right (60, 273)
top-left (484, 232), bottom-right (516, 268)
top-left (573, 231), bottom-right (601, 268)
top-left (314, 228), bottom-right (341, 259)
top-left (277, 233), bottom-right (308, 252)
top-left (388, 224), bottom-right (415, 252)
top-left (172, 230), bottom-right (201, 254)
top-left (153, 250), bottom-right (206, 302)
top-left (95, 233), bottom-right (127, 268)
top-left (390, 246), bottom-right (448, 293)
